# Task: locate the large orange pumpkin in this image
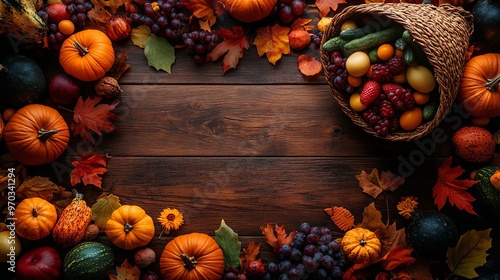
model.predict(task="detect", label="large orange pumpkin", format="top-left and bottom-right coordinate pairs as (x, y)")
top-left (14, 197), bottom-right (57, 240)
top-left (59, 29), bottom-right (115, 82)
top-left (341, 227), bottom-right (381, 264)
top-left (221, 0), bottom-right (278, 23)
top-left (105, 205), bottom-right (155, 250)
top-left (458, 53), bottom-right (500, 118)
top-left (160, 232), bottom-right (225, 280)
top-left (4, 104), bottom-right (70, 166)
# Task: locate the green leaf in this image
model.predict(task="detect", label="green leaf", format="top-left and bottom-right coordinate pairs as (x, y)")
top-left (144, 34), bottom-right (175, 74)
top-left (131, 25), bottom-right (151, 48)
top-left (91, 193), bottom-right (121, 230)
top-left (214, 219), bottom-right (241, 269)
top-left (446, 228), bottom-right (492, 279)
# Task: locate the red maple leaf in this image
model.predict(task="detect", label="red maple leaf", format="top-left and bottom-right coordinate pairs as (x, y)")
top-left (316, 0), bottom-right (347, 17)
top-left (432, 157), bottom-right (480, 215)
top-left (380, 245), bottom-right (416, 271)
top-left (70, 153), bottom-right (109, 188)
top-left (207, 26), bottom-right (250, 74)
top-left (71, 96), bottom-right (119, 144)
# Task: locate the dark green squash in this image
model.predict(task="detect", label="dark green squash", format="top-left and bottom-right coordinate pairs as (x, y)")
top-left (474, 166), bottom-right (500, 217)
top-left (63, 241), bottom-right (115, 280)
top-left (406, 210), bottom-right (458, 260)
top-left (0, 55), bottom-right (47, 108)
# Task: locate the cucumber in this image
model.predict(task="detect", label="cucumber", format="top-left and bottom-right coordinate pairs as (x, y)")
top-left (402, 30), bottom-right (413, 42)
top-left (343, 26), bottom-right (404, 56)
top-left (339, 21), bottom-right (381, 40)
top-left (394, 38), bottom-right (407, 51)
top-left (404, 47), bottom-right (415, 65)
top-left (322, 36), bottom-right (349, 52)
top-left (422, 100), bottom-right (439, 121)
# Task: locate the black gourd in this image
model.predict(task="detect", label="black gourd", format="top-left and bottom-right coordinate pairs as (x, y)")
top-left (406, 210), bottom-right (458, 260)
top-left (0, 55), bottom-right (47, 108)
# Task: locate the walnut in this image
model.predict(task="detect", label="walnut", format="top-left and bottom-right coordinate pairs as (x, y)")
top-left (95, 76), bottom-right (123, 98)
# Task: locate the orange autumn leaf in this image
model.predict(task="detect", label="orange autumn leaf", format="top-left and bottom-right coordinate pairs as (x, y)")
top-left (98, 0), bottom-right (126, 13)
top-left (241, 240), bottom-right (260, 264)
top-left (88, 0), bottom-right (113, 30)
top-left (182, 0), bottom-right (224, 28)
top-left (316, 0), bottom-right (347, 17)
top-left (356, 168), bottom-right (405, 198)
top-left (260, 223), bottom-right (296, 254)
top-left (298, 54), bottom-right (322, 76)
top-left (358, 202), bottom-right (386, 237)
top-left (109, 259), bottom-right (140, 280)
top-left (432, 157), bottom-right (479, 215)
top-left (254, 24), bottom-right (290, 65)
top-left (108, 52), bottom-right (131, 80)
top-left (380, 245), bottom-right (416, 271)
top-left (324, 206), bottom-right (355, 231)
top-left (291, 18), bottom-right (314, 31)
top-left (207, 26), bottom-right (249, 74)
top-left (71, 153), bottom-right (109, 188)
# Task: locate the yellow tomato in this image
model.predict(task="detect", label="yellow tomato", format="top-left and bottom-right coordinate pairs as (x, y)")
top-left (58, 20), bottom-right (75, 36)
top-left (346, 52), bottom-right (370, 77)
top-left (406, 65), bottom-right (436, 93)
top-left (399, 108), bottom-right (423, 131)
top-left (349, 93), bottom-right (369, 112)
top-left (377, 44), bottom-right (394, 61)
top-left (341, 20), bottom-right (357, 31)
top-left (413, 91), bottom-right (430, 105)
top-left (317, 17), bottom-right (333, 33)
top-left (0, 230), bottom-right (21, 263)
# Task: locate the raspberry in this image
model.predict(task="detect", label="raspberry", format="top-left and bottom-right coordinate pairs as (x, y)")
top-left (382, 83), bottom-right (403, 95)
top-left (379, 100), bottom-right (395, 118)
top-left (386, 56), bottom-right (405, 75)
top-left (383, 84), bottom-right (415, 110)
top-left (359, 81), bottom-right (381, 105)
top-left (362, 107), bottom-right (381, 125)
top-left (371, 64), bottom-right (392, 82)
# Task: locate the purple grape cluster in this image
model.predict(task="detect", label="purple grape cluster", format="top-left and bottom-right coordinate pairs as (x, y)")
top-left (326, 52), bottom-right (353, 94)
top-left (182, 30), bottom-right (218, 65)
top-left (262, 223), bottom-right (346, 280)
top-left (277, 0), bottom-right (307, 25)
top-left (62, 0), bottom-right (93, 28)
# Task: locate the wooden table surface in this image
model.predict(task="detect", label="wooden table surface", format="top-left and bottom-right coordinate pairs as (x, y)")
top-left (1, 2), bottom-right (500, 279)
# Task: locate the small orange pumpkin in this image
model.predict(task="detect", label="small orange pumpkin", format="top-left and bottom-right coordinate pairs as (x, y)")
top-left (4, 104), bottom-right (70, 166)
top-left (458, 53), bottom-right (500, 118)
top-left (341, 227), bottom-right (381, 264)
top-left (221, 0), bottom-right (278, 23)
top-left (14, 197), bottom-right (57, 240)
top-left (105, 205), bottom-right (155, 250)
top-left (160, 232), bottom-right (225, 280)
top-left (59, 29), bottom-right (115, 82)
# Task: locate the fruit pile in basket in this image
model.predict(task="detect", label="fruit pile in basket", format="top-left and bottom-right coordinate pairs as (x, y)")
top-left (322, 16), bottom-right (438, 137)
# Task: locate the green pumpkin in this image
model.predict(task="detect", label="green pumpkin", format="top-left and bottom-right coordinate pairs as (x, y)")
top-left (64, 242), bottom-right (115, 280)
top-left (474, 166), bottom-right (500, 217)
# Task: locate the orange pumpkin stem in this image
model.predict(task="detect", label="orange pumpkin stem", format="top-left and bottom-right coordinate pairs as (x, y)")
top-left (486, 74), bottom-right (500, 92)
top-left (180, 253), bottom-right (197, 270)
top-left (124, 223), bottom-right (134, 233)
top-left (32, 207), bottom-right (39, 217)
top-left (73, 40), bottom-right (89, 57)
top-left (38, 128), bottom-right (59, 142)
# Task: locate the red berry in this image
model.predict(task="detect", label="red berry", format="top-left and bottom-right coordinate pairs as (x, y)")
top-left (386, 56), bottom-right (405, 75)
top-left (244, 260), bottom-right (266, 277)
top-left (372, 64), bottom-right (392, 82)
top-left (360, 81), bottom-right (381, 105)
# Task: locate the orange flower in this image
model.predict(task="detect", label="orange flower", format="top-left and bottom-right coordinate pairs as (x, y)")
top-left (397, 196), bottom-right (418, 219)
top-left (158, 208), bottom-right (184, 236)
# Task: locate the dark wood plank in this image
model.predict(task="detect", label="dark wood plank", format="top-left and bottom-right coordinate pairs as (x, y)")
top-left (58, 84), bottom-right (454, 158)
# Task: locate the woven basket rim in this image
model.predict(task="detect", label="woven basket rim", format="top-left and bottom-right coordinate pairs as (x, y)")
top-left (320, 3), bottom-right (473, 141)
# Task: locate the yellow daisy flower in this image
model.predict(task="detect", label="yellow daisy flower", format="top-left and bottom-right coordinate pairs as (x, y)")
top-left (158, 208), bottom-right (184, 236)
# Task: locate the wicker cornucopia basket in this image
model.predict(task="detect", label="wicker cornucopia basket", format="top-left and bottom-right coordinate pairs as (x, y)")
top-left (320, 3), bottom-right (473, 141)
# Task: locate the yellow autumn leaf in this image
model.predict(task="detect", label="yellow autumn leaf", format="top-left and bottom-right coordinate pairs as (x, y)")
top-left (446, 228), bottom-right (492, 279)
top-left (131, 25), bottom-right (151, 48)
top-left (254, 24), bottom-right (290, 65)
top-left (109, 259), bottom-right (140, 280)
top-left (92, 193), bottom-right (121, 229)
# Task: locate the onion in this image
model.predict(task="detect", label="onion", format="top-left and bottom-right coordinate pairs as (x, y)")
top-left (49, 72), bottom-right (82, 105)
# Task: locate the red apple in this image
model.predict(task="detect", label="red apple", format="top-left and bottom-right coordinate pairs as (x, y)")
top-left (49, 72), bottom-right (82, 105)
top-left (45, 4), bottom-right (71, 24)
top-left (16, 246), bottom-right (62, 280)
